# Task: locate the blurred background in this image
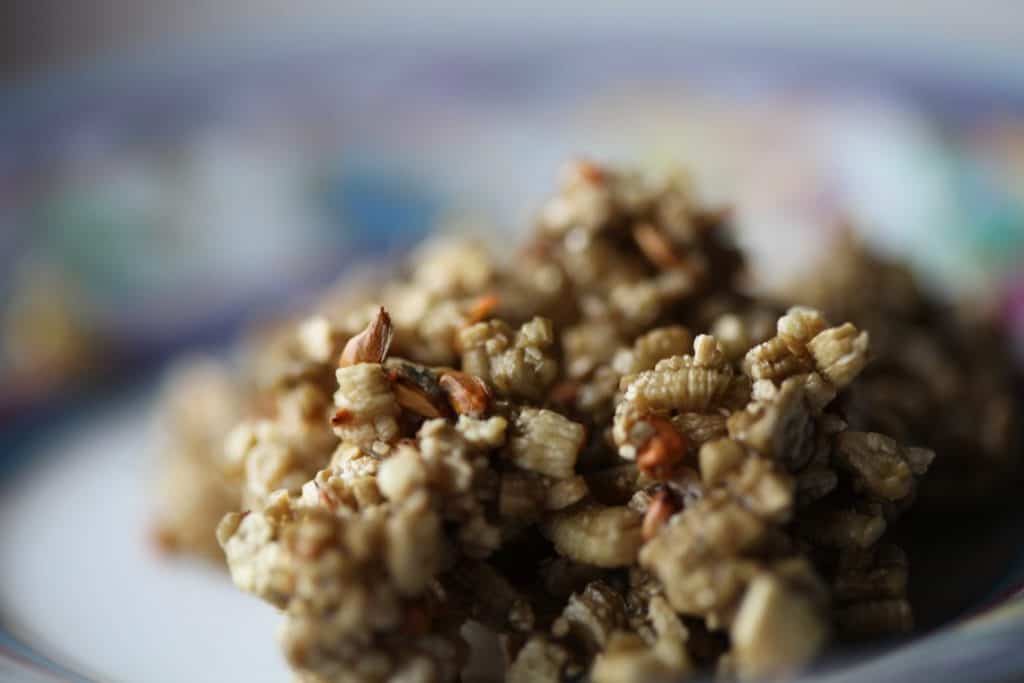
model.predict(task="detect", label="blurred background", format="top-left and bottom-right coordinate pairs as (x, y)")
top-left (3, 2), bottom-right (1024, 419)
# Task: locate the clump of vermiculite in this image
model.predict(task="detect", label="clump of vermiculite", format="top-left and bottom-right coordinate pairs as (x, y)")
top-left (156, 161), bottom-right (1020, 682)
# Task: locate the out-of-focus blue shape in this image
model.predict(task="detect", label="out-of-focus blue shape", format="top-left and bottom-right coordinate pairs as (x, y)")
top-left (322, 167), bottom-right (440, 255)
top-left (955, 161), bottom-right (1024, 269)
top-left (36, 190), bottom-right (159, 302)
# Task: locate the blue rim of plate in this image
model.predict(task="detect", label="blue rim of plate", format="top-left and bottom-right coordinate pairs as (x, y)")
top-left (3, 27), bottom-right (1024, 682)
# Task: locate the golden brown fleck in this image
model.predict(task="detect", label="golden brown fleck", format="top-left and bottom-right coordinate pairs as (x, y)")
top-left (642, 489), bottom-right (679, 541)
top-left (467, 293), bottom-right (501, 325)
top-left (637, 417), bottom-right (688, 479)
top-left (151, 525), bottom-right (179, 554)
top-left (571, 159), bottom-right (606, 185)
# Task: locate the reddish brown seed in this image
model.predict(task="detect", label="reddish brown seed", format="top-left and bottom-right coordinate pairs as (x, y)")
top-left (637, 417), bottom-right (688, 479)
top-left (330, 409), bottom-right (354, 426)
top-left (633, 223), bottom-right (681, 270)
top-left (393, 381), bottom-right (446, 418)
top-left (466, 293), bottom-right (500, 325)
top-left (338, 307), bottom-right (393, 367)
top-left (569, 159), bottom-right (606, 185)
top-left (642, 490), bottom-right (679, 541)
top-left (439, 371), bottom-right (491, 417)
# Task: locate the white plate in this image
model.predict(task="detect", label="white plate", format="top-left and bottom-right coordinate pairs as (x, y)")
top-left (0, 394), bottom-right (289, 683)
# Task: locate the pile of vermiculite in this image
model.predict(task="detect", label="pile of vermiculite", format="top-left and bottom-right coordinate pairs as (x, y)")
top-left (155, 161), bottom-right (1020, 682)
